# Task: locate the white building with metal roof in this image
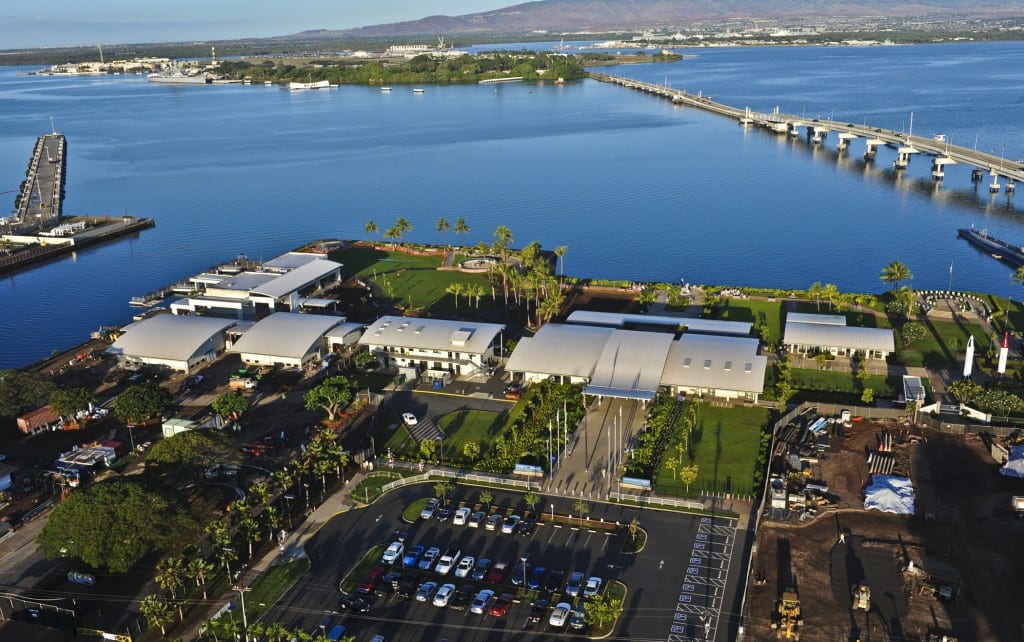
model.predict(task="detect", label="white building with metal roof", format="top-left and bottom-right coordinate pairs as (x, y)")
top-left (107, 315), bottom-right (236, 372)
top-left (566, 310), bottom-right (752, 336)
top-left (170, 252), bottom-right (342, 320)
top-left (359, 316), bottom-right (505, 377)
top-left (506, 323), bottom-right (768, 403)
top-left (783, 313), bottom-right (894, 359)
top-left (229, 312), bottom-right (359, 368)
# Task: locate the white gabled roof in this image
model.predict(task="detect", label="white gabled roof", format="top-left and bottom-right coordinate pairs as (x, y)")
top-left (587, 330), bottom-right (673, 400)
top-left (359, 316), bottom-right (504, 355)
top-left (661, 334), bottom-right (767, 395)
top-left (251, 259), bottom-right (341, 300)
top-left (229, 312), bottom-right (343, 359)
top-left (505, 324), bottom-right (612, 378)
top-left (784, 321), bottom-right (895, 353)
top-left (262, 251), bottom-right (324, 271)
top-left (566, 310), bottom-right (752, 336)
top-left (109, 315), bottom-right (235, 362)
top-left (786, 312), bottom-right (847, 326)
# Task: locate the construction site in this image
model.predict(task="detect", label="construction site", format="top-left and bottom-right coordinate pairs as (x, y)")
top-left (744, 409), bottom-right (1024, 642)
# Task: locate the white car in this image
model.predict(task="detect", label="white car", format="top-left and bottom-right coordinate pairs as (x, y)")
top-left (500, 514), bottom-right (521, 534)
top-left (434, 550), bottom-right (461, 575)
top-left (549, 602), bottom-right (572, 627)
top-left (584, 576), bottom-right (602, 597)
top-left (402, 413), bottom-right (418, 426)
top-left (381, 541), bottom-right (404, 566)
top-left (470, 589), bottom-right (495, 614)
top-left (454, 556), bottom-right (475, 578)
top-left (419, 498), bottom-right (439, 520)
top-left (467, 511), bottom-right (485, 528)
top-left (452, 506), bottom-right (471, 526)
top-left (432, 583), bottom-right (456, 608)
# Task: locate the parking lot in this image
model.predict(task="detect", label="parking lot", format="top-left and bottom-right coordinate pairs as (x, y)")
top-left (262, 484), bottom-right (746, 642)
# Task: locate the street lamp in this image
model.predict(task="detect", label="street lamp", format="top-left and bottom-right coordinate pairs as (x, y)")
top-left (283, 494), bottom-right (295, 529)
top-left (550, 503), bottom-right (555, 523)
top-left (231, 585), bottom-right (250, 642)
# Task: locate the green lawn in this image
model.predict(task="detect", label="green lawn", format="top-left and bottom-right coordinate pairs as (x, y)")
top-left (370, 412), bottom-right (419, 459)
top-left (333, 245), bottom-right (494, 317)
top-left (655, 405), bottom-right (768, 498)
top-left (714, 299), bottom-right (784, 345)
top-left (897, 318), bottom-right (989, 368)
top-left (244, 558), bottom-right (310, 622)
top-left (439, 409), bottom-right (505, 466)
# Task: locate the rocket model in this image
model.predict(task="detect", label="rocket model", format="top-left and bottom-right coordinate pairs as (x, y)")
top-left (998, 331), bottom-right (1009, 375)
top-left (964, 335), bottom-right (975, 378)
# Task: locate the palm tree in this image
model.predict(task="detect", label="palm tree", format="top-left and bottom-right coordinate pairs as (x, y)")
top-left (553, 245), bottom-right (568, 282)
top-left (140, 595), bottom-right (174, 636)
top-left (454, 217), bottom-right (470, 242)
top-left (822, 283), bottom-right (839, 311)
top-left (468, 283), bottom-right (486, 308)
top-left (1013, 266), bottom-right (1024, 285)
top-left (446, 282), bottom-right (464, 308)
top-left (436, 216), bottom-right (450, 247)
top-left (493, 225), bottom-right (513, 261)
top-left (808, 281), bottom-right (823, 311)
top-left (364, 219), bottom-right (378, 240)
top-left (155, 556), bottom-right (185, 599)
top-left (383, 225), bottom-right (399, 248)
top-left (880, 261), bottom-right (913, 291)
top-left (187, 557), bottom-right (215, 600)
top-left (248, 480), bottom-right (270, 508)
top-left (394, 217), bottom-right (412, 244)
top-left (265, 623), bottom-right (292, 642)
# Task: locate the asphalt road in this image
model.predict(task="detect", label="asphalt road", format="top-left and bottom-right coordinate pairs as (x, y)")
top-left (261, 483), bottom-right (743, 642)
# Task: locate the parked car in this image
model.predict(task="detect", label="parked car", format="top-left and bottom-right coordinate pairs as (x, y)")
top-left (402, 413), bottom-right (418, 426)
top-left (488, 593), bottom-right (515, 617)
top-left (527, 565), bottom-right (547, 591)
top-left (549, 602), bottom-right (572, 627)
top-left (402, 544), bottom-right (425, 568)
top-left (501, 514), bottom-right (521, 534)
top-left (381, 541), bottom-right (404, 566)
top-left (356, 566), bottom-right (386, 595)
top-left (470, 589), bottom-right (495, 614)
top-left (485, 514), bottom-right (502, 531)
top-left (467, 511), bottom-right (486, 528)
top-left (418, 547), bottom-right (441, 571)
top-left (340, 594), bottom-right (370, 614)
top-left (452, 506), bottom-right (471, 525)
top-left (570, 604), bottom-right (587, 630)
top-left (503, 383), bottom-right (523, 400)
top-left (511, 560), bottom-right (531, 586)
top-left (435, 506), bottom-right (452, 522)
top-left (434, 549), bottom-right (461, 575)
top-left (432, 583), bottom-right (457, 607)
top-left (486, 561), bottom-right (509, 583)
top-left (420, 498), bottom-right (439, 520)
top-left (471, 558), bottom-right (491, 582)
top-left (527, 598), bottom-right (549, 625)
top-left (450, 585), bottom-right (474, 611)
top-left (566, 571), bottom-right (585, 598)
top-left (544, 569), bottom-right (566, 594)
top-left (454, 556), bottom-right (475, 578)
top-left (517, 518), bottom-right (536, 536)
top-left (327, 624), bottom-right (348, 642)
top-left (373, 570), bottom-right (402, 597)
top-left (397, 574), bottom-right (418, 600)
top-left (584, 576), bottom-right (603, 597)
top-left (415, 581), bottom-right (438, 602)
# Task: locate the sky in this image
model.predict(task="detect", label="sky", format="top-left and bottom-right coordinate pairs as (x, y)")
top-left (0, 0), bottom-right (516, 50)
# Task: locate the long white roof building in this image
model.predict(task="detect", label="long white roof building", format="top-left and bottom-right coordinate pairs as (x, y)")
top-left (107, 315), bottom-right (236, 372)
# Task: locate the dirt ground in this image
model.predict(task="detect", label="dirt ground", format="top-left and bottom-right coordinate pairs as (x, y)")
top-left (745, 420), bottom-right (1024, 642)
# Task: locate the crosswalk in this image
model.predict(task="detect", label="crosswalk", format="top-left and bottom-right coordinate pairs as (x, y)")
top-left (666, 516), bottom-right (737, 642)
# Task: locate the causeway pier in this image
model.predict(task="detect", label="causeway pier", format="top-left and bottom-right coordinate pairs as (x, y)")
top-left (593, 73), bottom-right (1024, 194)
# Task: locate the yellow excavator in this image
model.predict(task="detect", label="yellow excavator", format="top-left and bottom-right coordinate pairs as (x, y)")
top-left (771, 588), bottom-right (803, 639)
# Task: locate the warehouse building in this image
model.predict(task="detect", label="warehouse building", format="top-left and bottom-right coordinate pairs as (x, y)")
top-left (783, 312), bottom-right (895, 360)
top-left (228, 312), bottom-right (362, 368)
top-left (107, 315), bottom-right (237, 372)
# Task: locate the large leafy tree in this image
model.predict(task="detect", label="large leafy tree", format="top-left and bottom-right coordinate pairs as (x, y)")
top-left (0, 369), bottom-right (54, 418)
top-left (303, 375), bottom-right (352, 421)
top-left (39, 477), bottom-right (197, 572)
top-left (147, 429), bottom-right (239, 472)
top-left (585, 589), bottom-right (624, 627)
top-left (49, 386), bottom-right (96, 422)
top-left (880, 261), bottom-right (913, 291)
top-left (212, 390), bottom-right (248, 420)
top-left (948, 379), bottom-right (983, 406)
top-left (113, 383), bottom-right (172, 425)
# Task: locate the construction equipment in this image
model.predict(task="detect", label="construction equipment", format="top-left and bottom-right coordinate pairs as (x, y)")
top-left (852, 582), bottom-right (871, 611)
top-left (771, 588), bottom-right (802, 639)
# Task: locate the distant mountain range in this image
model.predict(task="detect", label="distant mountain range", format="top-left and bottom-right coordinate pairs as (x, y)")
top-left (293, 0), bottom-right (1024, 40)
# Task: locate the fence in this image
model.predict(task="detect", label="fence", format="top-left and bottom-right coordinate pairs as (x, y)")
top-left (607, 490), bottom-right (703, 511)
top-left (379, 467), bottom-right (541, 495)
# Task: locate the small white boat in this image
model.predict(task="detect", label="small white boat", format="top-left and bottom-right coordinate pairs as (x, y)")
top-left (413, 88), bottom-right (425, 94)
top-left (381, 86), bottom-right (391, 92)
top-left (264, 81), bottom-right (272, 86)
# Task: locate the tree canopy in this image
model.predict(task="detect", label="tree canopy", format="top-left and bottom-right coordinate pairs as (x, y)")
top-left (146, 428), bottom-right (240, 472)
top-left (0, 369), bottom-right (54, 418)
top-left (38, 477), bottom-right (197, 572)
top-left (49, 386), bottom-right (96, 420)
top-left (303, 375), bottom-right (352, 421)
top-left (113, 383), bottom-right (172, 424)
top-left (212, 390), bottom-right (249, 419)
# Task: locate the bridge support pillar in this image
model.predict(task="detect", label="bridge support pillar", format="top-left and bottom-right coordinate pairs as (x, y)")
top-left (1007, 181), bottom-right (1016, 194)
top-left (894, 147), bottom-right (917, 170)
top-left (989, 171), bottom-right (1001, 193)
top-left (972, 168), bottom-right (985, 182)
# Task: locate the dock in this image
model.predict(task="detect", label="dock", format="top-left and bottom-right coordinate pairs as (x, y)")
top-left (12, 132), bottom-right (66, 228)
top-left (0, 216), bottom-right (156, 276)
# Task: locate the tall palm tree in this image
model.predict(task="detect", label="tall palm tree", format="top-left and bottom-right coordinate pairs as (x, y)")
top-left (1012, 266), bottom-right (1024, 285)
top-left (808, 281), bottom-right (823, 311)
top-left (187, 556), bottom-right (215, 599)
top-left (436, 216), bottom-right (450, 247)
top-left (155, 556), bottom-right (185, 598)
top-left (265, 623), bottom-right (292, 642)
top-left (394, 217), bottom-right (412, 244)
top-left (553, 245), bottom-right (568, 282)
top-left (446, 282), bottom-right (464, 308)
top-left (383, 226), bottom-right (399, 248)
top-left (454, 217), bottom-right (470, 242)
top-left (880, 261), bottom-right (913, 291)
top-left (364, 219), bottom-right (378, 240)
top-left (493, 225), bottom-right (513, 261)
top-left (822, 283), bottom-right (839, 311)
top-left (140, 595), bottom-right (174, 636)
top-left (468, 283), bottom-right (486, 308)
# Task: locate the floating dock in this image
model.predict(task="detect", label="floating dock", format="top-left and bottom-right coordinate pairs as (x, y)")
top-left (957, 228), bottom-right (1024, 268)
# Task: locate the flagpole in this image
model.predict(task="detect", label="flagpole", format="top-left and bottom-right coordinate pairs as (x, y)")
top-left (948, 261), bottom-right (953, 292)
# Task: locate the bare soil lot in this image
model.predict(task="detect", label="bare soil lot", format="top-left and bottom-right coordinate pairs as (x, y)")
top-left (746, 422), bottom-right (1024, 641)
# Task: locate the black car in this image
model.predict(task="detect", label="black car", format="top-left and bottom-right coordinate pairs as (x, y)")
top-left (435, 507), bottom-right (453, 522)
top-left (450, 584), bottom-right (475, 611)
top-left (544, 569), bottom-right (565, 594)
top-left (527, 598), bottom-right (550, 625)
top-left (511, 561), bottom-right (530, 586)
top-left (374, 570), bottom-right (402, 597)
top-left (340, 594), bottom-right (371, 614)
top-left (517, 518), bottom-right (535, 536)
top-left (397, 574), bottom-right (419, 599)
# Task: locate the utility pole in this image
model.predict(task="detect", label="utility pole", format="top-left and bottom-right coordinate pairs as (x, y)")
top-left (232, 585), bottom-right (251, 642)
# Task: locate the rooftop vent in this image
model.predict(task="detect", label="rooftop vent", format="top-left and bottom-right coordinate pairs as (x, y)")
top-left (703, 359), bottom-right (712, 370)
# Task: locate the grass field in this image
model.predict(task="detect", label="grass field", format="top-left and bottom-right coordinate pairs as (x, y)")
top-left (439, 409), bottom-right (505, 465)
top-left (714, 299), bottom-right (784, 344)
top-left (334, 245), bottom-right (494, 317)
top-left (897, 318), bottom-right (989, 368)
top-left (371, 413), bottom-right (418, 459)
top-left (655, 404), bottom-right (769, 498)
top-left (243, 558), bottom-right (310, 622)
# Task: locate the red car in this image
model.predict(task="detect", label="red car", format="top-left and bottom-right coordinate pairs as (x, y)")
top-left (486, 561), bottom-right (509, 583)
top-left (356, 566), bottom-right (386, 595)
top-left (488, 593), bottom-right (515, 617)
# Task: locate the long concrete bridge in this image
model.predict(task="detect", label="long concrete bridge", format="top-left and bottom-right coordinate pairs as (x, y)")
top-left (592, 73), bottom-right (1024, 194)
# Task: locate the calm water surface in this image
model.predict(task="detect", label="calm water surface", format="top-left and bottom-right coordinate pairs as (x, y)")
top-left (2, 41), bottom-right (1024, 367)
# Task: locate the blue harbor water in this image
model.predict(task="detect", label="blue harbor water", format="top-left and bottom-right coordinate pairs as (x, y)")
top-left (2, 40), bottom-right (1024, 367)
